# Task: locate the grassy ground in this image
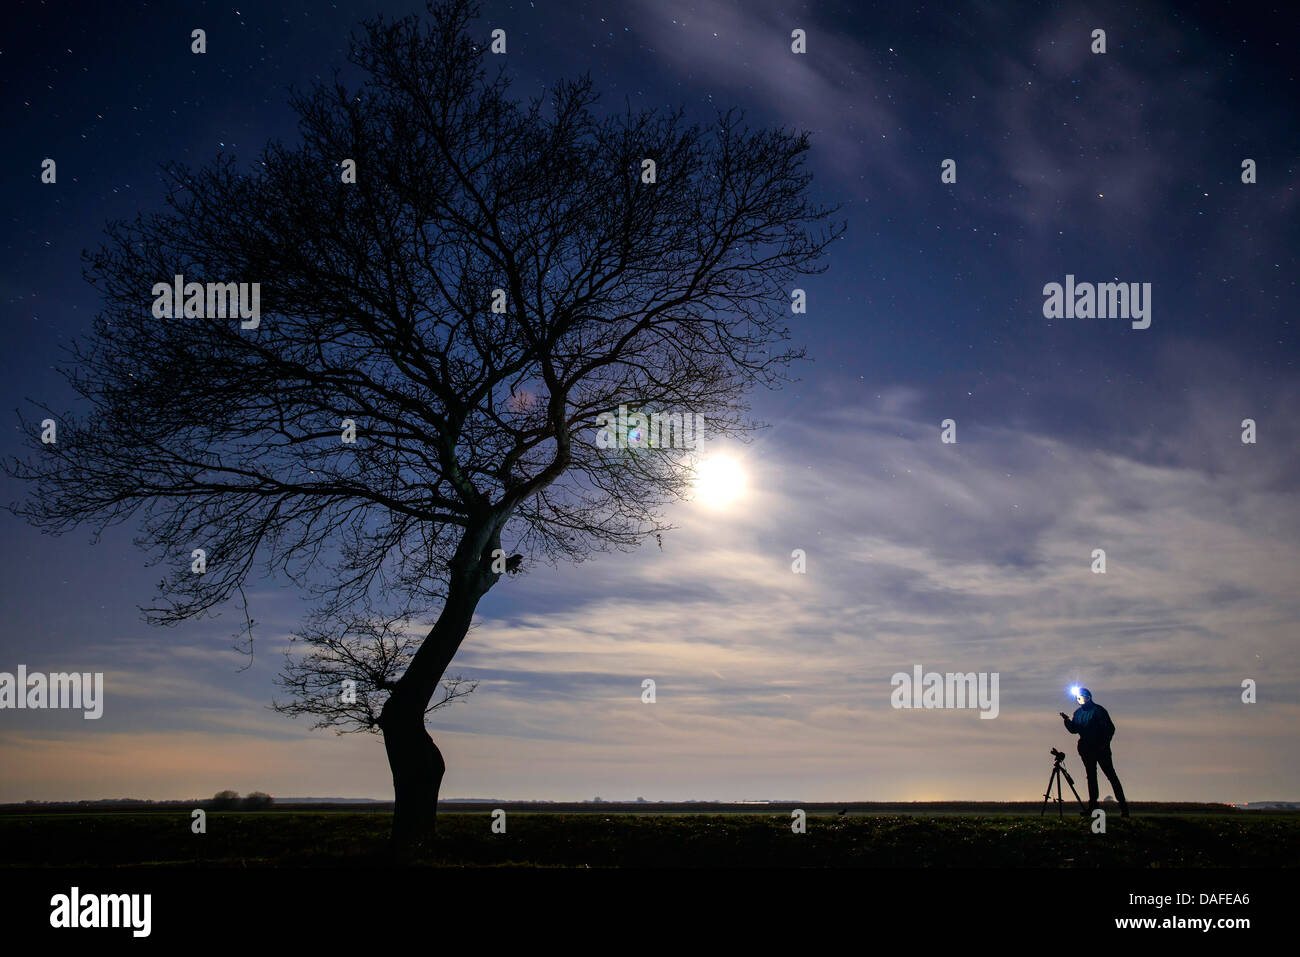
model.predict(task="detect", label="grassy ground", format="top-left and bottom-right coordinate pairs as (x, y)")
top-left (2, 810), bottom-right (1297, 867)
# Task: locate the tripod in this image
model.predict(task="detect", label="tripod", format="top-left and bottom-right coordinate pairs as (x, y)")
top-left (1041, 747), bottom-right (1084, 819)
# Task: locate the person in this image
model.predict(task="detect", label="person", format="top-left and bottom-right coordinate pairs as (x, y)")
top-left (1059, 688), bottom-right (1130, 818)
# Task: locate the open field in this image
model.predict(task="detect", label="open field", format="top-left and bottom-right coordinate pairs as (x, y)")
top-left (2, 805), bottom-right (1297, 868)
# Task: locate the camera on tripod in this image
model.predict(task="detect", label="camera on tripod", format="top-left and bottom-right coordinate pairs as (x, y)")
top-left (1041, 746), bottom-right (1083, 818)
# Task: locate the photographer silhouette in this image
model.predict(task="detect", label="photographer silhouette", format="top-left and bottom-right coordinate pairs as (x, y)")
top-left (1060, 688), bottom-right (1130, 818)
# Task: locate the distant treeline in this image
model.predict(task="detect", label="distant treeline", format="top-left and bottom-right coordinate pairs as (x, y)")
top-left (208, 791), bottom-right (274, 810)
top-left (9, 791), bottom-right (275, 810)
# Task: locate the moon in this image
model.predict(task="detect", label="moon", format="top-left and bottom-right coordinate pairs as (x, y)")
top-left (692, 455), bottom-right (747, 510)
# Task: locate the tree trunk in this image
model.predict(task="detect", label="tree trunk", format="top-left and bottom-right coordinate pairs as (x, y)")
top-left (381, 693), bottom-right (446, 846)
top-left (379, 523), bottom-right (501, 845)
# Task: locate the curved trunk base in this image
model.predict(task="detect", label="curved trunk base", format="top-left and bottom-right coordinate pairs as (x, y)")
top-left (378, 543), bottom-right (498, 849)
top-left (382, 711), bottom-right (445, 849)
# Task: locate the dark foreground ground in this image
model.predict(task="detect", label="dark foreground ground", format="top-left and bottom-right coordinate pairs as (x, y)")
top-left (2, 804), bottom-right (1297, 867)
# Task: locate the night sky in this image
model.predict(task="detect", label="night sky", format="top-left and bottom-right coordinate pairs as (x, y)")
top-left (1, 0), bottom-right (1297, 803)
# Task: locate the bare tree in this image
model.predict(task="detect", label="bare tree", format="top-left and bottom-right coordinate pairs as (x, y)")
top-left (6, 0), bottom-right (840, 842)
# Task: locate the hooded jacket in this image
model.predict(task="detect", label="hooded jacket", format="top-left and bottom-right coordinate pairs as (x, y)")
top-left (1062, 702), bottom-right (1115, 750)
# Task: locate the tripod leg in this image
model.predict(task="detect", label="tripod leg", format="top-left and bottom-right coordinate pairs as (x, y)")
top-left (1041, 767), bottom-right (1057, 816)
top-left (1056, 771), bottom-right (1064, 819)
top-left (1064, 775), bottom-right (1083, 806)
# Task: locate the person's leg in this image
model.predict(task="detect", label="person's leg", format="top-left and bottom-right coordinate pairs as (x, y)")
top-left (1080, 749), bottom-right (1100, 809)
top-left (1097, 750), bottom-right (1129, 816)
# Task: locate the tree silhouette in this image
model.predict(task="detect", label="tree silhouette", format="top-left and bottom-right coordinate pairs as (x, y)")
top-left (6, 0), bottom-right (840, 842)
top-left (210, 791), bottom-right (241, 811)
